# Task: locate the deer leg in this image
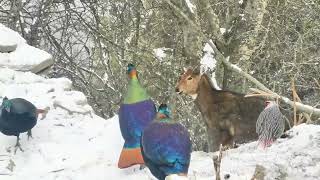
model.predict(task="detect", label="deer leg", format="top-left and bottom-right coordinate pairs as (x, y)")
top-left (27, 130), bottom-right (33, 140)
top-left (14, 135), bottom-right (24, 154)
top-left (220, 130), bottom-right (234, 149)
top-left (207, 128), bottom-right (222, 152)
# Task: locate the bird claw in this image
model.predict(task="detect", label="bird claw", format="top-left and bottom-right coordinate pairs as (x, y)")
top-left (14, 142), bottom-right (24, 154)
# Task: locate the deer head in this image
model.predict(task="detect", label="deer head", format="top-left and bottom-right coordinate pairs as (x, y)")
top-left (175, 68), bottom-right (201, 99)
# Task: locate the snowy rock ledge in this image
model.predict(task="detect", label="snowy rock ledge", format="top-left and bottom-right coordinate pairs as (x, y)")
top-left (0, 24), bottom-right (53, 73)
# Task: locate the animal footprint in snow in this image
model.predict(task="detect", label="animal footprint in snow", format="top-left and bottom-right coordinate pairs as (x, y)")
top-left (6, 159), bottom-right (15, 172)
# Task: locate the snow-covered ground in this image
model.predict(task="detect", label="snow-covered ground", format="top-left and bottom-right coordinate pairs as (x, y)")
top-left (0, 23), bottom-right (319, 180)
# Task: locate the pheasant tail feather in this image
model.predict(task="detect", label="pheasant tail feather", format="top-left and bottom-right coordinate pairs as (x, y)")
top-left (118, 147), bottom-right (144, 168)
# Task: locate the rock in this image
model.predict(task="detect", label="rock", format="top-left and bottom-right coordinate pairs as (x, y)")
top-left (0, 44), bottom-right (17, 53)
top-left (31, 58), bottom-right (54, 74)
top-left (0, 24), bottom-right (25, 53)
top-left (0, 23), bottom-right (53, 72)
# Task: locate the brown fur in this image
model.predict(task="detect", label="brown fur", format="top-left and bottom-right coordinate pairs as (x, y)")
top-left (176, 69), bottom-right (265, 151)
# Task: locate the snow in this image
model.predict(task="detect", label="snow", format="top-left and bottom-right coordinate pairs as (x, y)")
top-left (219, 124), bottom-right (320, 179)
top-left (219, 28), bottom-right (226, 34)
top-left (153, 47), bottom-right (170, 61)
top-left (230, 63), bottom-right (242, 71)
top-left (0, 23), bottom-right (52, 71)
top-left (200, 42), bottom-right (215, 71)
top-left (0, 24), bottom-right (25, 48)
top-left (0, 23), bottom-right (319, 180)
top-left (200, 40), bottom-right (221, 90)
top-left (185, 0), bottom-right (196, 13)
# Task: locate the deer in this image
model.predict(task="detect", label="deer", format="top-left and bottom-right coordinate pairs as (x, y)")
top-left (175, 68), bottom-right (266, 152)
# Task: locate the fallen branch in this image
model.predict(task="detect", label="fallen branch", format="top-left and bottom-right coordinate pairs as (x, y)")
top-left (251, 165), bottom-right (266, 180)
top-left (53, 101), bottom-right (92, 116)
top-left (50, 168), bottom-right (65, 173)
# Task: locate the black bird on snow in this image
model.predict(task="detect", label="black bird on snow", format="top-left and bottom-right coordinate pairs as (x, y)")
top-left (0, 97), bottom-right (48, 153)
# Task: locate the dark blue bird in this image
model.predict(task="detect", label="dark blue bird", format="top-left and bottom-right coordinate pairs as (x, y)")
top-left (0, 97), bottom-right (47, 153)
top-left (141, 104), bottom-right (192, 180)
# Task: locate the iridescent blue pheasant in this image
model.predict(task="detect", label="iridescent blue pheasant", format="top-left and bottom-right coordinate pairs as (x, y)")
top-left (142, 104), bottom-right (192, 180)
top-left (118, 64), bottom-right (156, 168)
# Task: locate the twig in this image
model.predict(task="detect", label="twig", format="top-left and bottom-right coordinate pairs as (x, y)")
top-left (0, 173), bottom-right (12, 176)
top-left (244, 93), bottom-right (274, 98)
top-left (50, 168), bottom-right (65, 173)
top-left (251, 165), bottom-right (266, 180)
top-left (213, 144), bottom-right (223, 180)
top-left (53, 101), bottom-right (92, 116)
top-left (292, 79), bottom-right (298, 126)
top-left (314, 78), bottom-right (320, 89)
top-left (291, 79), bottom-right (312, 124)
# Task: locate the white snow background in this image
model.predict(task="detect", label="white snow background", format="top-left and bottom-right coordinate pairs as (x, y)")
top-left (0, 24), bottom-right (320, 180)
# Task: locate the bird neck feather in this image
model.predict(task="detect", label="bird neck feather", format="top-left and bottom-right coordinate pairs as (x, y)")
top-left (123, 79), bottom-right (150, 104)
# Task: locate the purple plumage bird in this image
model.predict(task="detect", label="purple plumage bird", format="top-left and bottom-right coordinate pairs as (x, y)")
top-left (142, 104), bottom-right (192, 180)
top-left (256, 101), bottom-right (285, 148)
top-left (118, 64), bottom-right (156, 168)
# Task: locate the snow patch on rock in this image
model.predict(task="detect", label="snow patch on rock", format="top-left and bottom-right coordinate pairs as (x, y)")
top-left (0, 23), bottom-right (52, 72)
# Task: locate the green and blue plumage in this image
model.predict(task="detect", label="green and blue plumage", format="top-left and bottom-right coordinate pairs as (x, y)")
top-left (141, 104), bottom-right (192, 180)
top-left (118, 64), bottom-right (156, 168)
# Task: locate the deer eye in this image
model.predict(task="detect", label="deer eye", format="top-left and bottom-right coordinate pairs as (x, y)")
top-left (187, 77), bottom-right (192, 80)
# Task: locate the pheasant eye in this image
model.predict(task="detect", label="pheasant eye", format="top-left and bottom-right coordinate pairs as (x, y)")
top-left (187, 77), bottom-right (192, 80)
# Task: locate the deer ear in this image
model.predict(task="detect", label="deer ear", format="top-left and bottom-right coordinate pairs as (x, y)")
top-left (183, 67), bottom-right (187, 72)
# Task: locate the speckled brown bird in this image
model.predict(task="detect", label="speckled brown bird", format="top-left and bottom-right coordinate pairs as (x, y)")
top-left (256, 101), bottom-right (285, 148)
